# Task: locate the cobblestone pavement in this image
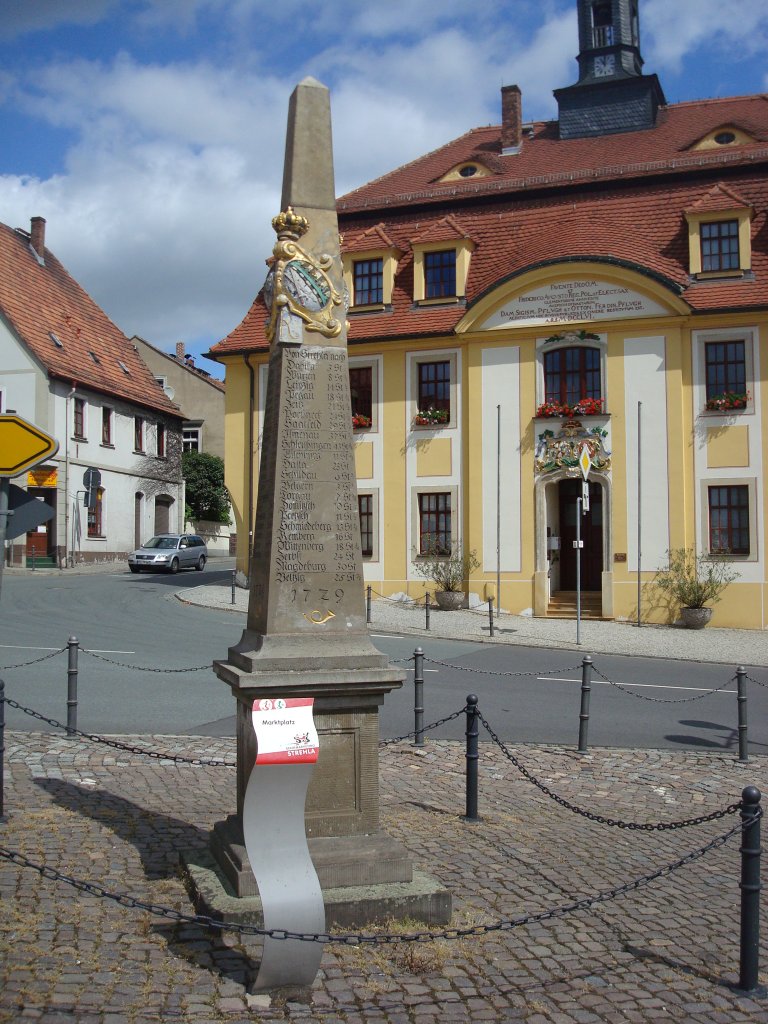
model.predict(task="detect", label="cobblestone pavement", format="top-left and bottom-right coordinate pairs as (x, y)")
top-left (1, 729), bottom-right (766, 1023)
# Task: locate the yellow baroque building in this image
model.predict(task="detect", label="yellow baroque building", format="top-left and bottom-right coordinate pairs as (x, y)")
top-left (211, 1), bottom-right (768, 629)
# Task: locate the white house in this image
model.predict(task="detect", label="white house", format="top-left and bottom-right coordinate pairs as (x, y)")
top-left (0, 216), bottom-right (185, 566)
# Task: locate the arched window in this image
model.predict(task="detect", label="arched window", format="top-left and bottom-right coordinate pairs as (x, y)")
top-left (544, 347), bottom-right (601, 407)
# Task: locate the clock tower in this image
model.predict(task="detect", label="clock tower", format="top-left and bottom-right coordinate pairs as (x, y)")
top-left (555, 0), bottom-right (665, 139)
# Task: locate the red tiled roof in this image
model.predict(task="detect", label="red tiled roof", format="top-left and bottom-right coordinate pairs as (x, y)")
top-left (0, 222), bottom-right (181, 417)
top-left (410, 214), bottom-right (474, 246)
top-left (338, 94), bottom-right (768, 212)
top-left (342, 223), bottom-right (400, 253)
top-left (210, 94), bottom-right (768, 357)
top-left (684, 182), bottom-right (752, 214)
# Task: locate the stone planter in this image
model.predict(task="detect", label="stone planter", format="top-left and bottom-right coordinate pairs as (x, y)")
top-left (434, 591), bottom-right (466, 611)
top-left (680, 606), bottom-right (713, 629)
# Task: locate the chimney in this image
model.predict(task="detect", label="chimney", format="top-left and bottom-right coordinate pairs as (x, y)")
top-left (176, 341), bottom-right (185, 360)
top-left (30, 216), bottom-right (46, 260)
top-left (501, 85), bottom-right (522, 154)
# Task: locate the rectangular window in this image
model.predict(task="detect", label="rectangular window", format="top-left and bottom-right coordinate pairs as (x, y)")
top-left (134, 416), bottom-right (144, 452)
top-left (183, 426), bottom-right (201, 452)
top-left (424, 250), bottom-right (456, 299)
top-left (709, 485), bottom-right (749, 554)
top-left (73, 397), bottom-right (85, 439)
top-left (705, 340), bottom-right (746, 400)
top-left (87, 488), bottom-right (104, 538)
top-left (701, 220), bottom-right (739, 272)
top-left (156, 423), bottom-right (165, 458)
top-left (101, 407), bottom-right (113, 446)
top-left (358, 494), bottom-right (373, 558)
top-left (544, 347), bottom-right (601, 407)
top-left (418, 360), bottom-right (451, 415)
top-left (353, 258), bottom-right (383, 305)
top-left (349, 366), bottom-right (373, 423)
top-left (418, 492), bottom-right (451, 555)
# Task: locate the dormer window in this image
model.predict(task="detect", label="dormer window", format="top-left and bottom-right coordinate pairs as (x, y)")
top-left (684, 185), bottom-right (753, 278)
top-left (701, 220), bottom-right (739, 273)
top-left (353, 258), bottom-right (383, 306)
top-left (424, 250), bottom-right (456, 299)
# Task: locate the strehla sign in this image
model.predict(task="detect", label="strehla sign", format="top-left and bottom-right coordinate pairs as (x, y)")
top-left (243, 695), bottom-right (324, 992)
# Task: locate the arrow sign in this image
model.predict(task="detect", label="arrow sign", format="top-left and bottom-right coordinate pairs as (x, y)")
top-left (0, 415), bottom-right (59, 477)
top-left (5, 484), bottom-right (56, 540)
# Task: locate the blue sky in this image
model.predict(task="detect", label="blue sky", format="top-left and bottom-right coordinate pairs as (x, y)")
top-left (1, 0), bottom-right (767, 377)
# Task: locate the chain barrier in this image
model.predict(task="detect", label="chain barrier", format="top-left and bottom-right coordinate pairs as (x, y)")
top-left (423, 656), bottom-right (583, 679)
top-left (745, 673), bottom-right (768, 689)
top-left (477, 709), bottom-right (740, 831)
top-left (79, 648), bottom-right (211, 673)
top-left (2, 697), bottom-right (235, 767)
top-left (0, 647), bottom-right (68, 671)
top-left (591, 664), bottom-right (738, 704)
top-left (0, 812), bottom-right (757, 945)
top-left (369, 588), bottom-right (428, 606)
top-left (379, 707), bottom-right (465, 746)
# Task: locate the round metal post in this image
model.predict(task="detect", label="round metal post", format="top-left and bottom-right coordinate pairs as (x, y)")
top-left (366, 585), bottom-right (372, 625)
top-left (577, 655), bottom-right (593, 754)
top-left (66, 635), bottom-right (79, 737)
top-left (736, 666), bottom-right (748, 764)
top-left (0, 678), bottom-right (6, 822)
top-left (231, 568), bottom-right (236, 605)
top-left (425, 592), bottom-right (431, 631)
top-left (739, 786), bottom-right (762, 993)
top-left (464, 694), bottom-right (479, 821)
top-left (413, 647), bottom-right (425, 747)
top-left (488, 595), bottom-right (495, 638)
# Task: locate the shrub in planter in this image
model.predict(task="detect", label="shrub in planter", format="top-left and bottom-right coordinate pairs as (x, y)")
top-left (653, 548), bottom-right (739, 627)
top-left (412, 539), bottom-right (481, 608)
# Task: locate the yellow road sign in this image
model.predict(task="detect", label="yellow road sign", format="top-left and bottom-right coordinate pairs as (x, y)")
top-left (0, 414), bottom-right (59, 477)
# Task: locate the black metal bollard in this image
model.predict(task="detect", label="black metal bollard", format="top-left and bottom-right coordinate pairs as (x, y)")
top-left (413, 647), bottom-right (425, 747)
top-left (366, 585), bottom-right (372, 625)
top-left (425, 593), bottom-right (431, 631)
top-left (464, 694), bottom-right (480, 821)
top-left (66, 636), bottom-right (79, 737)
top-left (736, 666), bottom-right (748, 763)
top-left (231, 568), bottom-right (236, 605)
top-left (739, 786), bottom-right (762, 992)
top-left (577, 655), bottom-right (593, 754)
top-left (488, 595), bottom-right (495, 638)
top-left (0, 678), bottom-right (6, 822)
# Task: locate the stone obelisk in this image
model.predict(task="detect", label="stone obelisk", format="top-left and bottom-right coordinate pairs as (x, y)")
top-left (211, 78), bottom-right (450, 926)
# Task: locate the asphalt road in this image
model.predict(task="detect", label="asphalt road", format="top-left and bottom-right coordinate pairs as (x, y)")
top-left (1, 565), bottom-right (767, 755)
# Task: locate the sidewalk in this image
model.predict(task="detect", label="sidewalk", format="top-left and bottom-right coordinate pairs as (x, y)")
top-left (177, 581), bottom-right (768, 667)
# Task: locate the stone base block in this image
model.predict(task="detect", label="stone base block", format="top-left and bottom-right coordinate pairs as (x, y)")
top-left (182, 846), bottom-right (452, 929)
top-left (211, 815), bottom-right (413, 896)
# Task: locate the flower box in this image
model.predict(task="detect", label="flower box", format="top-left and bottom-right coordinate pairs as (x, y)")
top-left (536, 398), bottom-right (605, 418)
top-left (352, 413), bottom-right (372, 430)
top-left (413, 407), bottom-right (450, 427)
top-left (704, 392), bottom-right (749, 413)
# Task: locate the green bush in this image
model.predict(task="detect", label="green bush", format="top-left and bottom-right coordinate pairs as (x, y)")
top-left (653, 548), bottom-right (738, 609)
top-left (412, 539), bottom-right (481, 593)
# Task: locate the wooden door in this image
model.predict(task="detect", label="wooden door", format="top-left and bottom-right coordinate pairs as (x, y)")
top-left (558, 479), bottom-right (602, 591)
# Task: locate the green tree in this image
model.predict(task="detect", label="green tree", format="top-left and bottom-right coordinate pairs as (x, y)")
top-left (182, 451), bottom-right (230, 524)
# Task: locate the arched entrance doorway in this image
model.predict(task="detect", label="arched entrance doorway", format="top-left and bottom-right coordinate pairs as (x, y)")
top-left (557, 478), bottom-right (603, 591)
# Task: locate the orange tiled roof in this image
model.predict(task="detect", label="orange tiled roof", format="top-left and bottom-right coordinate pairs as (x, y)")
top-left (342, 223), bottom-right (400, 253)
top-left (210, 94), bottom-right (768, 357)
top-left (0, 221), bottom-right (181, 417)
top-left (410, 214), bottom-right (474, 246)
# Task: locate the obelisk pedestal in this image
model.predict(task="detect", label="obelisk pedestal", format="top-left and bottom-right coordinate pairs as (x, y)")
top-left (186, 78), bottom-right (450, 930)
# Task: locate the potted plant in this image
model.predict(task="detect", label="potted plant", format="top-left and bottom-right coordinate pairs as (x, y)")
top-left (352, 412), bottom-right (372, 430)
top-left (413, 538), bottom-right (481, 609)
top-left (653, 548), bottom-right (739, 628)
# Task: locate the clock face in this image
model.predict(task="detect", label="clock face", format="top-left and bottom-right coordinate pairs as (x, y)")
top-left (594, 54), bottom-right (615, 77)
top-left (283, 259), bottom-right (331, 312)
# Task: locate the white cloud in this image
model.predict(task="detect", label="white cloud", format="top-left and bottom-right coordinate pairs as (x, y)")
top-left (0, 0), bottom-right (115, 40)
top-left (644, 0), bottom-right (768, 74)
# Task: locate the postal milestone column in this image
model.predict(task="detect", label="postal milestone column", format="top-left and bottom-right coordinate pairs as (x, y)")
top-left (213, 78), bottom-right (449, 923)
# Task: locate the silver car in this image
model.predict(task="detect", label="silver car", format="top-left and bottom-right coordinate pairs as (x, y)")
top-left (128, 534), bottom-right (207, 574)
